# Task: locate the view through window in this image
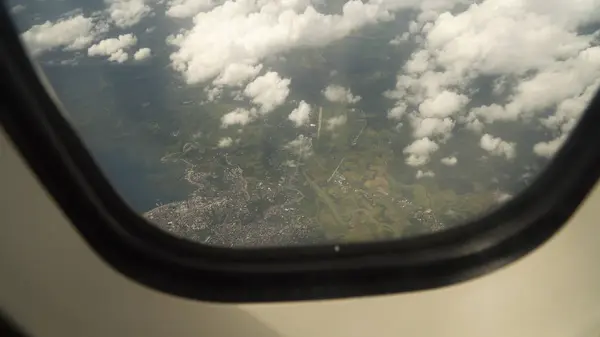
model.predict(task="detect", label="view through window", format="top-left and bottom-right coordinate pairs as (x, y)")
top-left (7, 0), bottom-right (597, 247)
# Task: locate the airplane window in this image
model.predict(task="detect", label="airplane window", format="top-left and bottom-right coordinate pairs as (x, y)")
top-left (5, 0), bottom-right (597, 249)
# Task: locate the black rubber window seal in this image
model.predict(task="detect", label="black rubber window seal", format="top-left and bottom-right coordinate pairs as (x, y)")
top-left (0, 312), bottom-right (29, 337)
top-left (1, 6), bottom-right (599, 303)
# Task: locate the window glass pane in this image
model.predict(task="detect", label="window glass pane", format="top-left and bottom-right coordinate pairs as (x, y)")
top-left (7, 0), bottom-right (597, 247)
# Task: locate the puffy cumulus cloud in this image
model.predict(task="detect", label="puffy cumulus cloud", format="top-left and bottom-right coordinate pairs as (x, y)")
top-left (480, 133), bottom-right (515, 160)
top-left (468, 104), bottom-right (512, 124)
top-left (284, 134), bottom-right (313, 159)
top-left (441, 156), bottom-right (457, 166)
top-left (214, 63), bottom-right (263, 87)
top-left (411, 116), bottom-right (455, 140)
top-left (105, 0), bottom-right (151, 28)
top-left (405, 49), bottom-right (431, 74)
top-left (416, 170), bottom-right (435, 179)
top-left (88, 34), bottom-right (138, 54)
top-left (108, 49), bottom-right (128, 63)
top-left (387, 103), bottom-right (407, 120)
top-left (403, 137), bottom-right (439, 166)
top-left (166, 33), bottom-right (184, 46)
top-left (217, 137), bottom-right (234, 148)
top-left (243, 72), bottom-right (290, 113)
top-left (323, 85), bottom-right (361, 104)
top-left (166, 0), bottom-right (214, 18)
top-left (326, 115), bottom-right (347, 130)
top-left (21, 15), bottom-right (105, 56)
top-left (133, 47), bottom-right (152, 61)
top-left (471, 48), bottom-right (600, 123)
top-left (529, 76), bottom-right (598, 160)
top-left (425, 3), bottom-right (593, 77)
top-left (464, 118), bottom-right (484, 133)
top-left (288, 100), bottom-right (312, 127)
top-left (533, 135), bottom-right (566, 158)
top-left (541, 79), bottom-right (599, 134)
top-left (418, 90), bottom-right (468, 118)
top-left (221, 107), bottom-right (256, 128)
top-left (204, 86), bottom-right (223, 102)
top-left (169, 0), bottom-right (427, 85)
top-left (385, 0), bottom-right (600, 155)
top-left (88, 34), bottom-right (137, 62)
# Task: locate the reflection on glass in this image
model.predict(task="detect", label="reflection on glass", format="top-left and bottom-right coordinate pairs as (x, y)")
top-left (8, 0), bottom-right (597, 247)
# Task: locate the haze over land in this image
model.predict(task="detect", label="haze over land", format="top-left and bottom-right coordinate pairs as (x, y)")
top-left (9, 0), bottom-right (599, 247)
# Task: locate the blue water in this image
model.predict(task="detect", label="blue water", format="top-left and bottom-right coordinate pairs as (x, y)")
top-left (41, 63), bottom-right (194, 212)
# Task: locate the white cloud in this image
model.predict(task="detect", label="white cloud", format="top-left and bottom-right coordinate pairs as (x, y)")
top-left (385, 0), bottom-right (600, 147)
top-left (533, 135), bottom-right (566, 158)
top-left (418, 90), bottom-right (468, 118)
top-left (403, 137), bottom-right (439, 166)
top-left (411, 116), bottom-right (455, 140)
top-left (408, 20), bottom-right (419, 34)
top-left (416, 170), bottom-right (435, 179)
top-left (88, 34), bottom-right (138, 55)
top-left (405, 49), bottom-right (431, 74)
top-left (472, 48), bottom-right (600, 123)
top-left (441, 156), bottom-right (457, 166)
top-left (288, 100), bottom-right (312, 127)
top-left (480, 134), bottom-right (516, 160)
top-left (284, 134), bottom-right (313, 159)
top-left (221, 108), bottom-right (255, 128)
top-left (244, 72), bottom-right (290, 114)
top-left (527, 62), bottom-right (599, 160)
top-left (326, 115), bottom-right (347, 131)
top-left (169, 0), bottom-right (423, 85)
top-left (214, 63), bottom-right (263, 87)
top-left (469, 104), bottom-right (515, 123)
top-left (108, 49), bottom-right (128, 63)
top-left (105, 0), bottom-right (151, 28)
top-left (21, 15), bottom-right (104, 56)
top-left (464, 118), bottom-right (484, 133)
top-left (540, 79), bottom-right (598, 133)
top-left (166, 0), bottom-right (214, 18)
top-left (384, 71), bottom-right (455, 106)
top-left (88, 34), bottom-right (137, 62)
top-left (425, 1), bottom-right (594, 78)
top-left (166, 33), bottom-right (184, 46)
top-left (492, 76), bottom-right (509, 96)
top-left (133, 47), bottom-right (152, 61)
top-left (388, 103), bottom-right (407, 120)
top-left (205, 86), bottom-right (223, 102)
top-left (217, 137), bottom-right (233, 148)
top-left (323, 85), bottom-right (361, 104)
